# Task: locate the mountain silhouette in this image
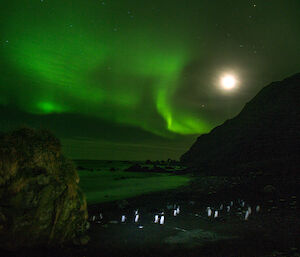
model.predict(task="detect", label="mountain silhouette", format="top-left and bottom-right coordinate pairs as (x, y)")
top-left (181, 73), bottom-right (300, 177)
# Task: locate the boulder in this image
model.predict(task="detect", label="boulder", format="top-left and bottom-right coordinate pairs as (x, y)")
top-left (150, 165), bottom-right (169, 173)
top-left (263, 184), bottom-right (276, 194)
top-left (124, 164), bottom-right (150, 172)
top-left (0, 128), bottom-right (88, 249)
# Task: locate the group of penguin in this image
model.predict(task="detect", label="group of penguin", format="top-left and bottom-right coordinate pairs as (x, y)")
top-left (206, 199), bottom-right (261, 221)
top-left (89, 205), bottom-right (181, 225)
top-left (121, 205), bottom-right (181, 225)
top-left (90, 200), bottom-right (261, 225)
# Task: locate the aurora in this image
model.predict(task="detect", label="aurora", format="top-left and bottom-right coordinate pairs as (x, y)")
top-left (0, 0), bottom-right (299, 160)
top-left (1, 0), bottom-right (210, 138)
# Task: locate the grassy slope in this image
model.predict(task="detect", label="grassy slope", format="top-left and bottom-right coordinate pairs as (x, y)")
top-left (78, 170), bottom-right (190, 204)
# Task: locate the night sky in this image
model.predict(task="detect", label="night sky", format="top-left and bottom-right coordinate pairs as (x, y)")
top-left (0, 0), bottom-right (299, 160)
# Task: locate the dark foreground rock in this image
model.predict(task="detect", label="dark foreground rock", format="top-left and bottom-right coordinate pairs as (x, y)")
top-left (181, 73), bottom-right (300, 178)
top-left (124, 164), bottom-right (150, 172)
top-left (0, 128), bottom-right (89, 250)
top-left (124, 164), bottom-right (170, 173)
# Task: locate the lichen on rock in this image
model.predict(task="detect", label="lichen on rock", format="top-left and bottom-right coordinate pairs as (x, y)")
top-left (0, 127), bottom-right (89, 249)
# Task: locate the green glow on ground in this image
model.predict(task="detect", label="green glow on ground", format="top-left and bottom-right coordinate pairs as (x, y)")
top-left (78, 170), bottom-right (190, 204)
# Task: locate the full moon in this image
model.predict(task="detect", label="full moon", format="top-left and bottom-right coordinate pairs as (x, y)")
top-left (221, 75), bottom-right (237, 90)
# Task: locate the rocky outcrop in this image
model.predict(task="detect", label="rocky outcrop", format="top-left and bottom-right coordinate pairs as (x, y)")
top-left (181, 73), bottom-right (300, 177)
top-left (0, 128), bottom-right (88, 249)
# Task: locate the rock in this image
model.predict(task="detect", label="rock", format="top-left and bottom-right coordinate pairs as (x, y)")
top-left (181, 73), bottom-right (300, 178)
top-left (124, 164), bottom-right (149, 172)
top-left (0, 128), bottom-right (88, 250)
top-left (263, 185), bottom-right (276, 193)
top-left (36, 174), bottom-right (50, 185)
top-left (79, 235), bottom-right (90, 245)
top-left (73, 235), bottom-right (90, 246)
top-left (150, 165), bottom-right (168, 173)
top-left (125, 163), bottom-right (171, 173)
top-left (165, 166), bottom-right (174, 169)
top-left (145, 160), bottom-right (152, 165)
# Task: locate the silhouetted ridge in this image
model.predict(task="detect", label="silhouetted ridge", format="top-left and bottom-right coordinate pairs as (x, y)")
top-left (181, 73), bottom-right (300, 176)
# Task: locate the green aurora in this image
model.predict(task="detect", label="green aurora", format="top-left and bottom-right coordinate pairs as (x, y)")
top-left (1, 0), bottom-right (211, 137)
top-left (0, 0), bottom-right (299, 159)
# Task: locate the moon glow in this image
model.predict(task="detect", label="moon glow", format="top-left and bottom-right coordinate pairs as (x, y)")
top-left (221, 75), bottom-right (237, 90)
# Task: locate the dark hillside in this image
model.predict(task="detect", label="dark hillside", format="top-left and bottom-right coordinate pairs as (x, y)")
top-left (181, 73), bottom-right (300, 177)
